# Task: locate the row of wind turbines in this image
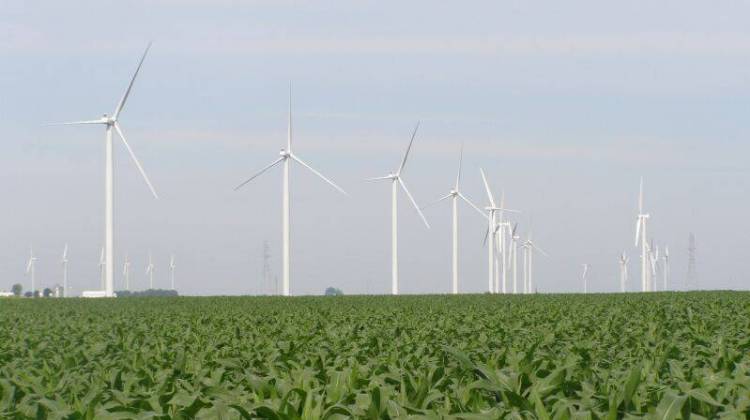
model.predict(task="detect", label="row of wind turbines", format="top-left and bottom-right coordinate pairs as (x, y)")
top-left (42, 43), bottom-right (671, 297)
top-left (581, 178), bottom-right (671, 294)
top-left (24, 246), bottom-right (175, 297)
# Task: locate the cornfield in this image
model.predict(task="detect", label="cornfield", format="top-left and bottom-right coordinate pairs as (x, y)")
top-left (1, 292), bottom-right (749, 418)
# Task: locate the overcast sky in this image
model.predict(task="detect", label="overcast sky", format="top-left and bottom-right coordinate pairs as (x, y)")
top-left (1, 1), bottom-right (749, 295)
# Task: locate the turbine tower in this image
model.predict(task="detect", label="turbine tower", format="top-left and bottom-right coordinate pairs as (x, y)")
top-left (634, 177), bottom-right (650, 292)
top-left (687, 233), bottom-right (697, 290)
top-left (649, 243), bottom-right (659, 291)
top-left (662, 246), bottom-right (670, 291)
top-left (510, 224), bottom-right (520, 294)
top-left (581, 263), bottom-right (590, 294)
top-left (123, 254), bottom-right (131, 291)
top-left (619, 252), bottom-right (629, 293)
top-left (26, 246), bottom-right (37, 297)
top-left (367, 123), bottom-right (430, 295)
top-left (169, 254), bottom-right (176, 290)
top-left (98, 247), bottom-right (106, 290)
top-left (235, 88), bottom-right (347, 296)
top-left (53, 44), bottom-right (159, 297)
top-left (425, 144), bottom-right (484, 294)
top-left (522, 231), bottom-right (547, 294)
top-left (60, 244), bottom-right (69, 298)
top-left (479, 170), bottom-right (518, 293)
top-left (146, 251), bottom-right (154, 289)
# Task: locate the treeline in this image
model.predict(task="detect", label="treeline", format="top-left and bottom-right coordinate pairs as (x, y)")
top-left (115, 289), bottom-right (179, 297)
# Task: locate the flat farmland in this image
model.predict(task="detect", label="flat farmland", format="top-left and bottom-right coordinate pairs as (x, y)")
top-left (1, 292), bottom-right (749, 418)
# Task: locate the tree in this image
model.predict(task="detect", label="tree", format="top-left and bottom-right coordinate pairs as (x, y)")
top-left (43, 288), bottom-right (53, 297)
top-left (324, 287), bottom-right (343, 296)
top-left (11, 283), bottom-right (22, 297)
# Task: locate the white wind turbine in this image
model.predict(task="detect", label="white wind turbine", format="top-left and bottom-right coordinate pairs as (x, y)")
top-left (169, 254), bottom-right (176, 290)
top-left (123, 255), bottom-right (131, 291)
top-left (61, 244), bottom-right (69, 298)
top-left (522, 231), bottom-right (547, 294)
top-left (581, 263), bottom-right (590, 294)
top-left (425, 144), bottom-right (484, 294)
top-left (52, 44), bottom-right (159, 298)
top-left (479, 169), bottom-right (517, 293)
top-left (235, 89), bottom-right (347, 297)
top-left (98, 247), bottom-right (106, 290)
top-left (619, 252), bottom-right (629, 293)
top-left (26, 246), bottom-right (37, 297)
top-left (146, 251), bottom-right (154, 289)
top-left (634, 177), bottom-right (650, 292)
top-left (367, 123), bottom-right (430, 295)
top-left (510, 223), bottom-right (520, 294)
top-left (662, 246), bottom-right (670, 291)
top-left (649, 243), bottom-right (659, 291)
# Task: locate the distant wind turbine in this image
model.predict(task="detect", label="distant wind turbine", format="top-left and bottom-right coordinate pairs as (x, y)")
top-left (52, 44), bottom-right (159, 297)
top-left (234, 88), bottom-right (347, 296)
top-left (662, 247), bottom-right (670, 291)
top-left (424, 144), bottom-right (484, 294)
top-left (510, 224), bottom-right (520, 294)
top-left (146, 251), bottom-right (154, 289)
top-left (581, 263), bottom-right (590, 294)
top-left (123, 255), bottom-right (131, 291)
top-left (619, 252), bottom-right (629, 293)
top-left (649, 242), bottom-right (659, 291)
top-left (479, 169), bottom-right (517, 293)
top-left (522, 231), bottom-right (547, 294)
top-left (367, 122), bottom-right (430, 295)
top-left (169, 254), bottom-right (176, 290)
top-left (26, 246), bottom-right (37, 297)
top-left (634, 177), bottom-right (651, 292)
top-left (61, 244), bottom-right (69, 298)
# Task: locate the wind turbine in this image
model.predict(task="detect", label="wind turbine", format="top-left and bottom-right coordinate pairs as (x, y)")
top-left (510, 223), bottom-right (520, 294)
top-left (649, 243), bottom-right (659, 291)
top-left (234, 88), bottom-right (347, 296)
top-left (522, 231), bottom-right (547, 294)
top-left (479, 169), bottom-right (517, 293)
top-left (61, 244), bottom-right (69, 298)
top-left (367, 122), bottom-right (430, 295)
top-left (52, 44), bottom-right (159, 298)
top-left (26, 247), bottom-right (37, 297)
top-left (146, 251), bottom-right (154, 289)
top-left (169, 254), bottom-right (176, 290)
top-left (662, 246), bottom-right (670, 291)
top-left (424, 144), bottom-right (484, 294)
top-left (123, 255), bottom-right (131, 291)
top-left (98, 247), bottom-right (105, 290)
top-left (581, 263), bottom-right (589, 294)
top-left (634, 177), bottom-right (650, 292)
top-left (619, 252), bottom-right (629, 293)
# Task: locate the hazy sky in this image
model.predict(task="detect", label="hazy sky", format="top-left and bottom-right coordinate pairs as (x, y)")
top-left (2, 1), bottom-right (749, 295)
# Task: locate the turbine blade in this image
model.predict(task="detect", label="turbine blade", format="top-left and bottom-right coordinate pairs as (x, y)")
top-left (365, 175), bottom-right (393, 181)
top-left (397, 121), bottom-right (420, 175)
top-left (114, 123), bottom-right (158, 199)
top-left (112, 42), bottom-right (152, 120)
top-left (48, 119), bottom-right (105, 126)
top-left (290, 154), bottom-right (347, 195)
top-left (398, 177), bottom-right (430, 228)
top-left (422, 193), bottom-right (452, 210)
top-left (635, 219), bottom-right (641, 246)
top-left (457, 192), bottom-right (486, 219)
top-left (638, 176), bottom-right (644, 214)
top-left (234, 157), bottom-right (284, 191)
top-left (479, 168), bottom-right (496, 207)
top-left (455, 142), bottom-right (463, 190)
top-left (533, 244), bottom-right (549, 257)
top-left (234, 157), bottom-right (285, 191)
top-left (287, 83), bottom-right (292, 151)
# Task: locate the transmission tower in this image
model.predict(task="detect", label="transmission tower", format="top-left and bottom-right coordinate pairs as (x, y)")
top-left (686, 233), bottom-right (697, 290)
